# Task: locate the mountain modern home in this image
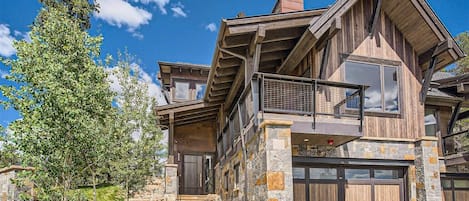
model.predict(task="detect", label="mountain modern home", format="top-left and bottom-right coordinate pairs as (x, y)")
top-left (156, 0), bottom-right (466, 200)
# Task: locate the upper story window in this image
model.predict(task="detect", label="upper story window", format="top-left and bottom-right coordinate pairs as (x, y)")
top-left (175, 82), bottom-right (189, 100)
top-left (345, 61), bottom-right (400, 113)
top-left (196, 84), bottom-right (206, 100)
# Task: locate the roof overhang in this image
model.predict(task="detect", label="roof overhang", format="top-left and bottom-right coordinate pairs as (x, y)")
top-left (204, 9), bottom-right (327, 104)
top-left (157, 61), bottom-right (210, 90)
top-left (157, 100), bottom-right (220, 126)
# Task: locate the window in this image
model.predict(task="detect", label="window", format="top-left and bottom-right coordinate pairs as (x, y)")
top-left (175, 82), bottom-right (189, 100)
top-left (424, 108), bottom-right (438, 136)
top-left (196, 84), bottom-right (206, 100)
top-left (293, 167), bottom-right (306, 179)
top-left (234, 163), bottom-right (240, 187)
top-left (310, 168), bottom-right (337, 180)
top-left (345, 169), bottom-right (370, 179)
top-left (345, 61), bottom-right (399, 113)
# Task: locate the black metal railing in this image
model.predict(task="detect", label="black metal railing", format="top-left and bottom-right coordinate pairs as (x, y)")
top-left (217, 72), bottom-right (366, 160)
top-left (256, 73), bottom-right (366, 130)
top-left (443, 130), bottom-right (469, 156)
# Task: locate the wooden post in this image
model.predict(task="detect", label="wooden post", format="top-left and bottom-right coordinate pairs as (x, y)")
top-left (169, 112), bottom-right (175, 163)
top-left (448, 101), bottom-right (462, 135)
top-left (369, 0), bottom-right (382, 37)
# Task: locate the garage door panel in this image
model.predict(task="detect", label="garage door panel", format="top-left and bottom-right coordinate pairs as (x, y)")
top-left (375, 184), bottom-right (401, 201)
top-left (455, 190), bottom-right (469, 201)
top-left (345, 184), bottom-right (371, 201)
top-left (293, 183), bottom-right (306, 201)
top-left (310, 183), bottom-right (338, 201)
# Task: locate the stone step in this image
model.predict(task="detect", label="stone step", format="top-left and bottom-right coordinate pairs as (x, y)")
top-left (177, 195), bottom-right (213, 201)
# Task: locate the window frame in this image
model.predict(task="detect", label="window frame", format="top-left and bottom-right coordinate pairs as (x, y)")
top-left (343, 59), bottom-right (402, 116)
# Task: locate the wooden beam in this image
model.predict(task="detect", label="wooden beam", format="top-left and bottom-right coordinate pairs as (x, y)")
top-left (210, 89), bottom-right (230, 97)
top-left (261, 40), bottom-right (297, 53)
top-left (448, 101), bottom-right (462, 135)
top-left (277, 0), bottom-right (356, 74)
top-left (213, 75), bottom-right (235, 84)
top-left (158, 102), bottom-right (207, 115)
top-left (368, 0), bottom-right (382, 37)
top-left (169, 112), bottom-right (174, 157)
top-left (175, 107), bottom-right (219, 118)
top-left (319, 39), bottom-right (331, 79)
top-left (457, 110), bottom-right (469, 121)
top-left (263, 27), bottom-right (305, 43)
top-left (419, 39), bottom-right (453, 66)
top-left (420, 56), bottom-right (438, 103)
top-left (216, 67), bottom-right (238, 77)
top-left (249, 25), bottom-right (266, 56)
top-left (227, 17), bottom-right (314, 36)
top-left (260, 50), bottom-right (289, 62)
top-left (211, 82), bottom-right (232, 91)
top-left (219, 58), bottom-right (242, 68)
top-left (224, 60), bottom-right (246, 111)
top-left (174, 116), bottom-right (216, 126)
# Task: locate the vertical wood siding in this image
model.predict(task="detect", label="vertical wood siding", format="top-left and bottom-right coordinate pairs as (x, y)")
top-left (295, 0), bottom-right (424, 139)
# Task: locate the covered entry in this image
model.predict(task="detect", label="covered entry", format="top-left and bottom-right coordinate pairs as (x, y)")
top-left (292, 164), bottom-right (406, 201)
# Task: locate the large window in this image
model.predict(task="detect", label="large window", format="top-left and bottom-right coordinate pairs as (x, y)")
top-left (345, 61), bottom-right (399, 113)
top-left (175, 82), bottom-right (189, 100)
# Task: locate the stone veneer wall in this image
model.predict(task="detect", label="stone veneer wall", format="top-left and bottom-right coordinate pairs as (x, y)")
top-left (215, 122), bottom-right (443, 201)
top-left (215, 120), bottom-right (294, 201)
top-left (415, 138), bottom-right (442, 201)
top-left (0, 171), bottom-right (16, 201)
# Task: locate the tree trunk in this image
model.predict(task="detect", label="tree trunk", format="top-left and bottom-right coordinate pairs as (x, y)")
top-left (93, 172), bottom-right (97, 201)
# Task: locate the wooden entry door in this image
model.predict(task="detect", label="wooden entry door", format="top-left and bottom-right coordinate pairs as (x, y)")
top-left (183, 155), bottom-right (203, 194)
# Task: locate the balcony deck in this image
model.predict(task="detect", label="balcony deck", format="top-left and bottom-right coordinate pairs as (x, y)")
top-left (217, 72), bottom-right (367, 160)
top-left (443, 130), bottom-right (469, 166)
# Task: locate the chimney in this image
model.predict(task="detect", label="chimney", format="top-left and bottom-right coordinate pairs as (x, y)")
top-left (272, 0), bottom-right (304, 13)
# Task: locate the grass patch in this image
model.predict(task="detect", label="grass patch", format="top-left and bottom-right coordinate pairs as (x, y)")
top-left (70, 185), bottom-right (125, 201)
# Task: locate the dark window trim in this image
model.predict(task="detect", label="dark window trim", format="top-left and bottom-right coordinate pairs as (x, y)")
top-left (342, 55), bottom-right (403, 117)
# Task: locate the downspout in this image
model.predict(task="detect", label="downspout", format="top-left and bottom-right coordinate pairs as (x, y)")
top-left (216, 43), bottom-right (249, 201)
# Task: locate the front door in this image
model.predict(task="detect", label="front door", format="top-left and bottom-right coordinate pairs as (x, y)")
top-left (183, 155), bottom-right (203, 194)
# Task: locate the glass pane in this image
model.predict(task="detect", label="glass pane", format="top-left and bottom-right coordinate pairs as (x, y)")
top-left (345, 62), bottom-right (382, 111)
top-left (310, 168), bottom-right (337, 180)
top-left (454, 180), bottom-right (469, 188)
top-left (196, 84), bottom-right (206, 100)
top-left (374, 169), bottom-right (399, 179)
top-left (345, 169), bottom-right (370, 179)
top-left (441, 179), bottom-right (452, 189)
top-left (424, 109), bottom-right (437, 136)
top-left (175, 82), bottom-right (189, 100)
top-left (293, 167), bottom-right (305, 179)
top-left (383, 66), bottom-right (399, 112)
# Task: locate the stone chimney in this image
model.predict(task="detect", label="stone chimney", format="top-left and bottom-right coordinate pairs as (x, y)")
top-left (272, 0), bottom-right (304, 13)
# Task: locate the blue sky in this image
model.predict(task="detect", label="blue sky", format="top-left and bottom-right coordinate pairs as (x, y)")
top-left (0, 0), bottom-right (468, 127)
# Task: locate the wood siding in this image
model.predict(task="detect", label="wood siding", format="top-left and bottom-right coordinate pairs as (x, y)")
top-left (295, 0), bottom-right (425, 139)
top-left (174, 120), bottom-right (217, 154)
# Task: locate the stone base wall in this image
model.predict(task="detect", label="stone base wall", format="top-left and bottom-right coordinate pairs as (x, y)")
top-left (215, 120), bottom-right (293, 201)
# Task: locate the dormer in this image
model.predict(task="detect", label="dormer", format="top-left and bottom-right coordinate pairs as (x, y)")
top-left (157, 61), bottom-right (210, 104)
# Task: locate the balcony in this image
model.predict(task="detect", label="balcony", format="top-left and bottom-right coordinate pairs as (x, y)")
top-left (443, 130), bottom-right (469, 166)
top-left (217, 73), bottom-right (366, 160)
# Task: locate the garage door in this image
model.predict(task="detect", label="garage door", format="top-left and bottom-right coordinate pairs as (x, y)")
top-left (441, 174), bottom-right (469, 201)
top-left (293, 166), bottom-right (405, 201)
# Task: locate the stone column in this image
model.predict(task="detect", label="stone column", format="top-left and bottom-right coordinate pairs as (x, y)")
top-left (164, 164), bottom-right (178, 201)
top-left (254, 120), bottom-right (294, 201)
top-left (414, 137), bottom-right (442, 201)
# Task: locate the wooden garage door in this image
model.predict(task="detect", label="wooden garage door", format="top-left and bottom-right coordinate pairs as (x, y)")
top-left (345, 184), bottom-right (371, 201)
top-left (374, 184), bottom-right (401, 201)
top-left (310, 183), bottom-right (338, 201)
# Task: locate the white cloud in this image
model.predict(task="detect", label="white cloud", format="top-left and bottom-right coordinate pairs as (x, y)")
top-left (0, 24), bottom-right (16, 57)
top-left (95, 0), bottom-right (152, 32)
top-left (14, 30), bottom-right (31, 42)
top-left (0, 69), bottom-right (9, 79)
top-left (171, 2), bottom-right (187, 18)
top-left (136, 0), bottom-right (170, 15)
top-left (205, 23), bottom-right (217, 32)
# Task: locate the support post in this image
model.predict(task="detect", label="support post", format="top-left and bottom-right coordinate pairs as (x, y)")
top-left (420, 56), bottom-right (438, 103)
top-left (319, 39), bottom-right (331, 80)
top-left (168, 112), bottom-right (175, 163)
top-left (448, 101), bottom-right (462, 135)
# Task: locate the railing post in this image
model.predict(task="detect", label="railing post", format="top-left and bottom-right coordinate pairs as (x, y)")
top-left (251, 76), bottom-right (260, 127)
top-left (260, 74), bottom-right (265, 121)
top-left (312, 80), bottom-right (317, 129)
top-left (359, 85), bottom-right (365, 132)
